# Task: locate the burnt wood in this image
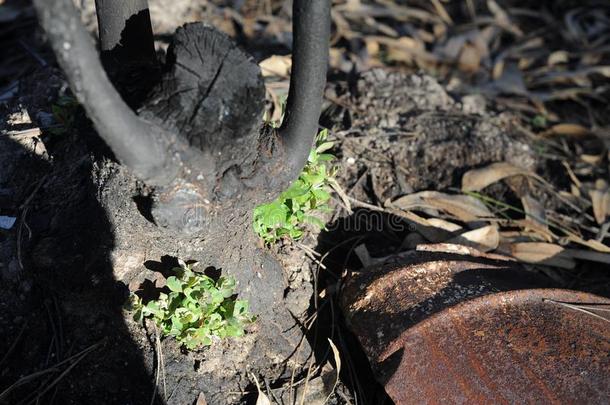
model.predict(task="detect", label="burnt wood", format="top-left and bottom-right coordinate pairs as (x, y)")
top-left (33, 0), bottom-right (330, 233)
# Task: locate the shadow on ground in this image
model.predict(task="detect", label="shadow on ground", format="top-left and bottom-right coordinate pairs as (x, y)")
top-left (0, 86), bottom-right (161, 404)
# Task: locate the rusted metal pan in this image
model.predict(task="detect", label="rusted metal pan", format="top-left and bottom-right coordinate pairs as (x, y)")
top-left (379, 289), bottom-right (610, 404)
top-left (341, 244), bottom-right (610, 404)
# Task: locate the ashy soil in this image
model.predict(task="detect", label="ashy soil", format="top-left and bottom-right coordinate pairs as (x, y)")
top-left (1, 1), bottom-right (609, 405)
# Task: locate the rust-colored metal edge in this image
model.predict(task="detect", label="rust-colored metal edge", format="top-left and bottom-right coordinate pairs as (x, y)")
top-left (378, 289), bottom-right (610, 404)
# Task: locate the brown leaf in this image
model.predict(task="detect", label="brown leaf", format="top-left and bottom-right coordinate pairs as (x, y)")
top-left (259, 55), bottom-right (291, 77)
top-left (391, 191), bottom-right (493, 222)
top-left (250, 373), bottom-right (271, 405)
top-left (448, 225), bottom-right (500, 252)
top-left (427, 218), bottom-right (462, 232)
top-left (510, 242), bottom-right (576, 269)
top-left (385, 207), bottom-right (454, 243)
top-left (458, 43), bottom-right (481, 73)
top-left (196, 392), bottom-right (208, 405)
top-left (546, 123), bottom-right (589, 137)
top-left (547, 51), bottom-right (569, 66)
top-left (487, 0), bottom-right (523, 37)
top-left (462, 162), bottom-right (537, 192)
top-left (568, 236), bottom-right (610, 253)
top-left (511, 220), bottom-right (555, 242)
top-left (324, 339), bottom-right (342, 403)
top-left (590, 189), bottom-right (610, 225)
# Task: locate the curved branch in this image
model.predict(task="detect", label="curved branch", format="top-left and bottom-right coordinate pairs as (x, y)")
top-left (279, 0), bottom-right (331, 179)
top-left (33, 0), bottom-right (176, 186)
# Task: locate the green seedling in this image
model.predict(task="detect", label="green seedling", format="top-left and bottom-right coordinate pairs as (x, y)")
top-left (253, 129), bottom-right (336, 243)
top-left (50, 95), bottom-right (79, 135)
top-left (531, 114), bottom-right (548, 129)
top-left (129, 260), bottom-right (255, 350)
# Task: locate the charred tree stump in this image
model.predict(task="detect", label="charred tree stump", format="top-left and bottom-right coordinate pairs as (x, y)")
top-left (31, 0), bottom-right (330, 399)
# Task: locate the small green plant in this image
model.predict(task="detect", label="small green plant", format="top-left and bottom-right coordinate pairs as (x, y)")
top-left (50, 95), bottom-right (79, 135)
top-left (253, 129), bottom-right (336, 243)
top-left (531, 114), bottom-right (548, 129)
top-left (129, 261), bottom-right (255, 350)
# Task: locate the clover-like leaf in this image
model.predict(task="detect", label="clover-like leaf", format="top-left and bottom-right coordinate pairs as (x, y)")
top-left (167, 276), bottom-right (183, 293)
top-left (128, 263), bottom-right (254, 350)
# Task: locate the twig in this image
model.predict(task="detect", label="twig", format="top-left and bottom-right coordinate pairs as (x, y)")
top-left (543, 299), bottom-right (610, 324)
top-left (264, 377), bottom-right (282, 405)
top-left (294, 242), bottom-right (326, 270)
top-left (346, 196), bottom-right (384, 212)
top-left (18, 39), bottom-right (48, 67)
top-left (0, 341), bottom-right (102, 402)
top-left (150, 322), bottom-right (165, 405)
top-left (0, 320), bottom-right (28, 368)
top-left (298, 360), bottom-right (315, 405)
top-left (30, 345), bottom-right (97, 403)
top-left (17, 175), bottom-right (48, 271)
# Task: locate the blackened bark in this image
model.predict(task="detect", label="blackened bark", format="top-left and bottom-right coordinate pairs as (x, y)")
top-left (280, 0), bottom-right (331, 180)
top-left (33, 0), bottom-right (331, 231)
top-left (94, 0), bottom-right (159, 105)
top-left (94, 0), bottom-right (156, 64)
top-left (32, 0), bottom-right (177, 187)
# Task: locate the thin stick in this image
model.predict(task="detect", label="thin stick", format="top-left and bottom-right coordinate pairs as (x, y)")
top-left (17, 175), bottom-right (48, 271)
top-left (0, 341), bottom-right (102, 402)
top-left (543, 299), bottom-right (610, 324)
top-left (32, 345), bottom-right (98, 402)
top-left (0, 320), bottom-right (28, 368)
top-left (150, 322), bottom-right (161, 405)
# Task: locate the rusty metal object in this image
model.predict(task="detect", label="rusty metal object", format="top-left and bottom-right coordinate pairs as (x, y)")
top-left (340, 244), bottom-right (610, 403)
top-left (381, 289), bottom-right (610, 403)
top-left (341, 244), bottom-right (548, 364)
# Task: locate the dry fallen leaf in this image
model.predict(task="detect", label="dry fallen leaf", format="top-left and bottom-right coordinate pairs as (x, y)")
top-left (427, 218), bottom-right (462, 232)
top-left (510, 242), bottom-right (576, 269)
top-left (259, 55), bottom-right (291, 77)
top-left (590, 189), bottom-right (610, 225)
top-left (545, 123), bottom-right (590, 137)
top-left (462, 162), bottom-right (538, 192)
top-left (511, 219), bottom-right (556, 242)
top-left (487, 0), bottom-right (522, 37)
top-left (568, 236), bottom-right (610, 253)
top-left (547, 51), bottom-right (569, 66)
top-left (390, 191), bottom-right (493, 222)
top-left (448, 225), bottom-right (500, 252)
top-left (196, 392), bottom-right (208, 405)
top-left (521, 195), bottom-right (547, 226)
top-left (386, 207), bottom-right (454, 243)
top-left (324, 339), bottom-right (342, 404)
top-left (250, 373), bottom-right (271, 405)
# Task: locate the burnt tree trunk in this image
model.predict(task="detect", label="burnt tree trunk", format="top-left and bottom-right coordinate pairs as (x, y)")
top-left (31, 0), bottom-right (330, 400)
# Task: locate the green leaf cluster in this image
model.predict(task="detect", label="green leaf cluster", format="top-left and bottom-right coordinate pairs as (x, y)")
top-left (129, 261), bottom-right (255, 350)
top-left (253, 129), bottom-right (336, 243)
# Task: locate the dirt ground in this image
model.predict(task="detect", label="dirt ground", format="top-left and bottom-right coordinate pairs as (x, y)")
top-left (1, 1), bottom-right (609, 404)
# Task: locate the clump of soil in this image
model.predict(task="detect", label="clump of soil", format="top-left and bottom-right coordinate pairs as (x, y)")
top-left (326, 69), bottom-right (539, 203)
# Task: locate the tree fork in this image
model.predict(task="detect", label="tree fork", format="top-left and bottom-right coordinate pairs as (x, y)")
top-left (30, 2), bottom-right (331, 391)
top-left (33, 0), bottom-right (177, 186)
top-left (33, 0), bottom-right (330, 233)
